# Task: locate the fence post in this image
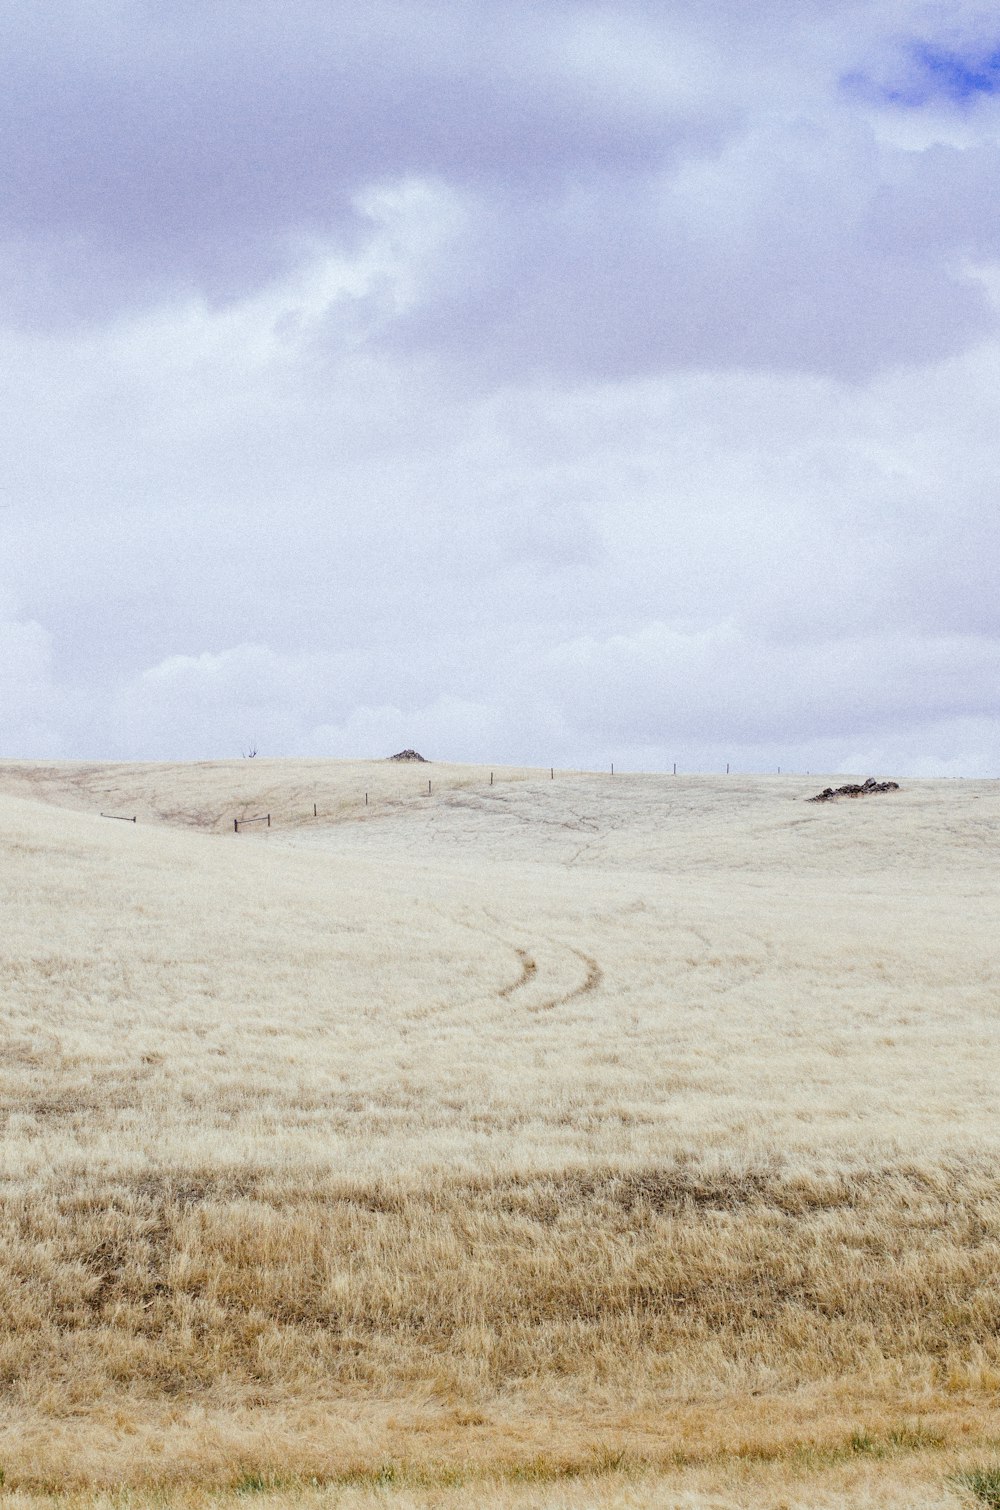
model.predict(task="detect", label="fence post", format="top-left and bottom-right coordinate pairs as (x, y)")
top-left (267, 813), bottom-right (271, 827)
top-left (550, 767), bottom-right (554, 780)
top-left (673, 763), bottom-right (676, 775)
top-left (490, 771), bottom-right (493, 785)
top-left (313, 803), bottom-right (317, 817)
top-left (365, 791), bottom-right (368, 806)
top-left (428, 779), bottom-right (432, 795)
top-left (234, 819), bottom-right (238, 832)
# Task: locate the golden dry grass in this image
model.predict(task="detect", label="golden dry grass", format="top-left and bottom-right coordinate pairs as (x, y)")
top-left (1, 758), bottom-right (1000, 1506)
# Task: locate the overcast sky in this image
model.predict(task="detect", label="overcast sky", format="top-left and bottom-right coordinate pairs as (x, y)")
top-left (3, 0), bottom-right (1000, 774)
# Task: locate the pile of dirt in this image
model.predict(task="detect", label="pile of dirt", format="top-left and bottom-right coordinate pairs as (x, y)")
top-left (808, 777), bottom-right (900, 803)
top-left (387, 749), bottom-right (428, 762)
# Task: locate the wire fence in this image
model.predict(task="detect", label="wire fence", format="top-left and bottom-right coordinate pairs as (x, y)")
top-left (97, 765), bottom-right (828, 835)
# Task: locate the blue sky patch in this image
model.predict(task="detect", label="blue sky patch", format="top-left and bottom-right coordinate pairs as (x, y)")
top-left (845, 42), bottom-right (1000, 106)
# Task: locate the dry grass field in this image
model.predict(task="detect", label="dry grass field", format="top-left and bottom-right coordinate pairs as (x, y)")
top-left (2, 757), bottom-right (1000, 1508)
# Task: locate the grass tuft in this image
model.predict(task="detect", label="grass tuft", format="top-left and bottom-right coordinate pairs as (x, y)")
top-left (848, 1429), bottom-right (885, 1458)
top-left (234, 1473), bottom-right (271, 1495)
top-left (953, 1466), bottom-right (1000, 1506)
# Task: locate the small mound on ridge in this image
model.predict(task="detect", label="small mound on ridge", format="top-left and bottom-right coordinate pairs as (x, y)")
top-left (387, 748), bottom-right (428, 762)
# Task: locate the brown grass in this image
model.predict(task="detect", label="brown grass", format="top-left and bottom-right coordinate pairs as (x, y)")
top-left (2, 760), bottom-right (1000, 1505)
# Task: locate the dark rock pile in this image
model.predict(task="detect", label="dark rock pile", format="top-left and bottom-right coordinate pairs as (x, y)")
top-left (388, 749), bottom-right (428, 762)
top-left (808, 777), bottom-right (900, 803)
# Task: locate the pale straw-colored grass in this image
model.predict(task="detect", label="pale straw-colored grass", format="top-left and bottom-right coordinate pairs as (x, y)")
top-left (1, 759), bottom-right (999, 1506)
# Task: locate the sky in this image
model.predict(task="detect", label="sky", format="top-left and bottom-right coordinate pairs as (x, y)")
top-left (3, 0), bottom-right (1000, 775)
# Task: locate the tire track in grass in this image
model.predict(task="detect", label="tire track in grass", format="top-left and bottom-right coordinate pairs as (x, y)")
top-left (438, 907), bottom-right (604, 1017)
top-left (499, 949), bottom-right (538, 998)
top-left (530, 947), bottom-right (604, 1013)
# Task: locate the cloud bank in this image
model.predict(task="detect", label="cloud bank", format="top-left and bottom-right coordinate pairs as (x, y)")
top-left (2, 0), bottom-right (1000, 774)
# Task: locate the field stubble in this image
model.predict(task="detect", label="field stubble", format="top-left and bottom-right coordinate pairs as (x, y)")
top-left (1, 760), bottom-right (1000, 1506)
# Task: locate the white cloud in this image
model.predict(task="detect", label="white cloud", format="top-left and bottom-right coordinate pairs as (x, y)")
top-left (0, 611), bottom-right (52, 704)
top-left (310, 695), bottom-right (506, 762)
top-left (0, 608), bottom-right (71, 757)
top-left (540, 621), bottom-right (1000, 743)
top-left (0, 2), bottom-right (999, 772)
